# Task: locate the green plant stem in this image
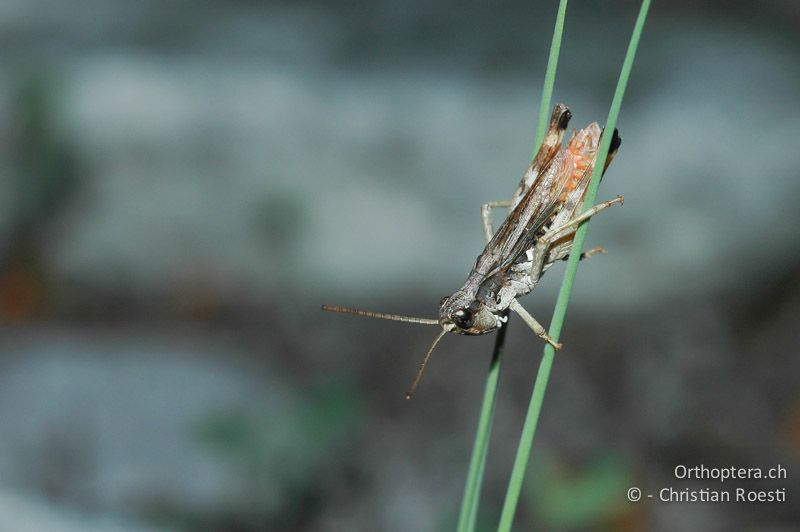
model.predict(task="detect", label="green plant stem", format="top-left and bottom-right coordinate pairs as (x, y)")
top-left (456, 2), bottom-right (569, 531)
top-left (497, 1), bottom-right (651, 530)
top-left (456, 323), bottom-right (506, 532)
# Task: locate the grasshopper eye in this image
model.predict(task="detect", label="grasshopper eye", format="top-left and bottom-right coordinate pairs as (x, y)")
top-left (451, 309), bottom-right (474, 329)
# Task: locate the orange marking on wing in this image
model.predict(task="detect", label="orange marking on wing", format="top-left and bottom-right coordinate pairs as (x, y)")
top-left (560, 123), bottom-right (602, 200)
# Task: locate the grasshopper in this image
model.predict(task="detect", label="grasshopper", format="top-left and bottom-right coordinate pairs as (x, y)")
top-left (324, 104), bottom-right (622, 398)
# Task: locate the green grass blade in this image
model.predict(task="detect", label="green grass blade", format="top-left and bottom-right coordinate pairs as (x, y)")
top-left (456, 324), bottom-right (506, 532)
top-left (497, 1), bottom-right (651, 530)
top-left (456, 2), bottom-right (569, 531)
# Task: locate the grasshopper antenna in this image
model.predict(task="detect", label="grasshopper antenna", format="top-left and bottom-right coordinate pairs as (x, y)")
top-left (405, 329), bottom-right (447, 400)
top-left (321, 305), bottom-right (439, 325)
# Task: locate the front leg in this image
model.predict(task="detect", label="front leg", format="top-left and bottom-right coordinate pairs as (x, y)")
top-left (510, 299), bottom-right (562, 349)
top-left (481, 200), bottom-right (513, 242)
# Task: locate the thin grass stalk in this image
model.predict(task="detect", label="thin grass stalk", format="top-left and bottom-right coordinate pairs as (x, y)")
top-left (455, 2), bottom-right (569, 531)
top-left (497, 1), bottom-right (651, 530)
top-left (456, 323), bottom-right (506, 532)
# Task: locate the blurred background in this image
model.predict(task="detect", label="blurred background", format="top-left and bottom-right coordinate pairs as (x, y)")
top-left (0, 0), bottom-right (798, 530)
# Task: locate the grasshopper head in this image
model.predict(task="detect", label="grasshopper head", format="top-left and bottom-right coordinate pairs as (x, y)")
top-left (439, 292), bottom-right (502, 335)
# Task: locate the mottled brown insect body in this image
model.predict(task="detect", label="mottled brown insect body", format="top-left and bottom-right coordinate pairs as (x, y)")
top-left (323, 104), bottom-right (623, 397)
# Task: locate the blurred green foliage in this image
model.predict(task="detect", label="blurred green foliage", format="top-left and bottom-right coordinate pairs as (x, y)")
top-left (195, 381), bottom-right (363, 527)
top-left (527, 451), bottom-right (632, 530)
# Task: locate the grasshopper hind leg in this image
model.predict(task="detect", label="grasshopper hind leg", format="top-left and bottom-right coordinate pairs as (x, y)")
top-left (559, 246), bottom-right (607, 262)
top-left (543, 195), bottom-right (624, 244)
